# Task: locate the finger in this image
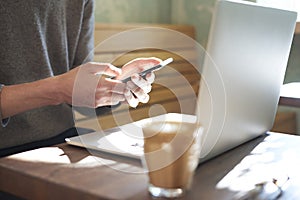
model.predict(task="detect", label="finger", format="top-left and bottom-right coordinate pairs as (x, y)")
top-left (127, 81), bottom-right (150, 104)
top-left (108, 80), bottom-right (127, 94)
top-left (145, 72), bottom-right (155, 84)
top-left (139, 93), bottom-right (150, 104)
top-left (131, 74), bottom-right (152, 93)
top-left (123, 57), bottom-right (162, 69)
top-left (98, 79), bottom-right (126, 94)
top-left (109, 93), bottom-right (126, 105)
top-left (95, 93), bottom-right (125, 107)
top-left (102, 64), bottom-right (122, 77)
top-left (85, 62), bottom-right (122, 76)
top-left (95, 93), bottom-right (125, 102)
top-left (125, 89), bottom-right (139, 108)
top-left (118, 57), bottom-right (162, 80)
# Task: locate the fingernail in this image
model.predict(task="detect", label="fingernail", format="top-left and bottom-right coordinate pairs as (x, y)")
top-left (144, 85), bottom-right (152, 93)
top-left (131, 100), bottom-right (139, 108)
top-left (141, 95), bottom-right (149, 103)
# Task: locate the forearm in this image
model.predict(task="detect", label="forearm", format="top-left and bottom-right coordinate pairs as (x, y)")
top-left (0, 77), bottom-right (63, 118)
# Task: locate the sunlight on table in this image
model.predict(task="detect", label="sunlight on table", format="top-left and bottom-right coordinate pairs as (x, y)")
top-left (216, 133), bottom-right (300, 198)
top-left (7, 147), bottom-right (115, 168)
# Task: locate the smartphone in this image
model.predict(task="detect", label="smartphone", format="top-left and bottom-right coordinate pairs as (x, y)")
top-left (112, 58), bottom-right (173, 83)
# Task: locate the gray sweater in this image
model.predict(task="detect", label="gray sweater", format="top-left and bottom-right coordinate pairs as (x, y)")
top-left (0, 0), bottom-right (94, 148)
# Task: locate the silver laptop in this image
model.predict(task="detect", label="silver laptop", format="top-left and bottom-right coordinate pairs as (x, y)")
top-left (66, 0), bottom-right (297, 161)
top-left (196, 0), bottom-right (297, 161)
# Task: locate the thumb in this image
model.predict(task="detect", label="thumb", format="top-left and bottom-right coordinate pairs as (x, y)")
top-left (102, 63), bottom-right (122, 76)
top-left (84, 62), bottom-right (122, 77)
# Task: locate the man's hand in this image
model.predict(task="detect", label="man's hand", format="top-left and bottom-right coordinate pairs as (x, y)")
top-left (58, 57), bottom-right (162, 108)
top-left (0, 58), bottom-right (162, 119)
top-left (116, 57), bottom-right (162, 108)
top-left (57, 62), bottom-right (126, 108)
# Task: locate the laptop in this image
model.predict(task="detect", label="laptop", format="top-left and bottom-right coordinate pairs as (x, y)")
top-left (66, 0), bottom-right (297, 161)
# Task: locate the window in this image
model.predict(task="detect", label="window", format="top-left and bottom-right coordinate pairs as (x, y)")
top-left (256, 0), bottom-right (300, 21)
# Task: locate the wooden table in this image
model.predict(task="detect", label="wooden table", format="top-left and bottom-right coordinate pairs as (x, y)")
top-left (279, 22), bottom-right (300, 106)
top-left (279, 82), bottom-right (300, 107)
top-left (0, 132), bottom-right (300, 200)
top-left (295, 22), bottom-right (300, 35)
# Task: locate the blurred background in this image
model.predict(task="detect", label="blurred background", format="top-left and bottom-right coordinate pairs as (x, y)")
top-left (93, 0), bottom-right (300, 134)
top-left (94, 0), bottom-right (300, 83)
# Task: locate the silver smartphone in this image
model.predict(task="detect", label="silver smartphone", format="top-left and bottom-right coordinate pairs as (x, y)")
top-left (112, 58), bottom-right (173, 83)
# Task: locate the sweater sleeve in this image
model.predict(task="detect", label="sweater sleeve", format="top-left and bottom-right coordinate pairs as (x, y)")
top-left (0, 84), bottom-right (10, 128)
top-left (72, 0), bottom-right (95, 68)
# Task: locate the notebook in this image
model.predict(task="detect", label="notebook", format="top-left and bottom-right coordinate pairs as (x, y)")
top-left (66, 0), bottom-right (297, 161)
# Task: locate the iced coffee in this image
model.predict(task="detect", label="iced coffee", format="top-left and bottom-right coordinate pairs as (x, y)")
top-left (142, 120), bottom-right (202, 198)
